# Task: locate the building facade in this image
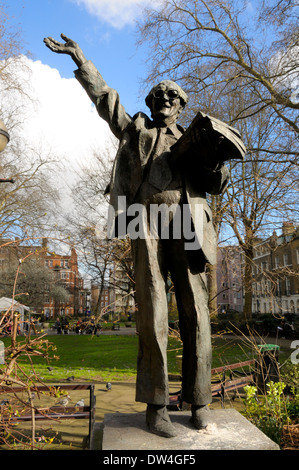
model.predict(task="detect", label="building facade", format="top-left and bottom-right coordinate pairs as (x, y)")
top-left (43, 245), bottom-right (87, 317)
top-left (0, 237), bottom-right (88, 317)
top-left (90, 284), bottom-right (112, 317)
top-left (252, 223), bottom-right (299, 315)
top-left (90, 259), bottom-right (135, 321)
top-left (216, 245), bottom-right (244, 313)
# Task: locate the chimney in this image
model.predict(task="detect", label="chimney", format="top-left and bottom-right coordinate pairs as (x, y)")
top-left (282, 222), bottom-right (295, 236)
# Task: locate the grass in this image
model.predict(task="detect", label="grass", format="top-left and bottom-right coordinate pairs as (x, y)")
top-left (0, 332), bottom-right (270, 383)
top-left (2, 334), bottom-right (139, 382)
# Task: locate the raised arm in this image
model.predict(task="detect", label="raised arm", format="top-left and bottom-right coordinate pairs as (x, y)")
top-left (43, 34), bottom-right (132, 139)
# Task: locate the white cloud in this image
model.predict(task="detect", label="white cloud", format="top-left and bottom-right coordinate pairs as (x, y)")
top-left (8, 56), bottom-right (113, 172)
top-left (0, 56), bottom-right (115, 214)
top-left (69, 0), bottom-right (161, 29)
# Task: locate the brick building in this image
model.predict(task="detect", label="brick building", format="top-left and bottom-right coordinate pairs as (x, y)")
top-left (0, 238), bottom-right (39, 270)
top-left (43, 243), bottom-right (86, 317)
top-left (90, 284), bottom-right (112, 317)
top-left (0, 237), bottom-right (87, 317)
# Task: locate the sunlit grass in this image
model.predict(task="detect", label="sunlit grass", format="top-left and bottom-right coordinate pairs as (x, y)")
top-left (0, 333), bottom-right (272, 383)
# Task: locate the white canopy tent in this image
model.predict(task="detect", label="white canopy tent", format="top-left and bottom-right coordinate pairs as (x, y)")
top-left (0, 297), bottom-right (30, 333)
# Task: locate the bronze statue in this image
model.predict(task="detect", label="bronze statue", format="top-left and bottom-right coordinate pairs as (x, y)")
top-left (44, 34), bottom-right (245, 438)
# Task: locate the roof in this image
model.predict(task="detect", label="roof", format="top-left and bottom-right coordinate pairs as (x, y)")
top-left (0, 297), bottom-right (29, 312)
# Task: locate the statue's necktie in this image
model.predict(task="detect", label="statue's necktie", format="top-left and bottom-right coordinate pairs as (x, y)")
top-left (147, 128), bottom-right (175, 191)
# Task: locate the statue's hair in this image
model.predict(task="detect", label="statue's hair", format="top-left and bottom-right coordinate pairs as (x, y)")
top-left (145, 80), bottom-right (188, 110)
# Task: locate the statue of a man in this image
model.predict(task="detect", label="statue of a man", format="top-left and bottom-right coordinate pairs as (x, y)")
top-left (44, 34), bottom-right (244, 438)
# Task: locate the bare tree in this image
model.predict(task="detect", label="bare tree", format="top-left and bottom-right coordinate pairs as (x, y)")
top-left (0, 139), bottom-right (60, 239)
top-left (0, 4), bottom-right (61, 239)
top-left (136, 0), bottom-right (299, 320)
top-left (0, 5), bottom-right (68, 449)
top-left (0, 3), bottom-right (31, 95)
top-left (221, 108), bottom-right (298, 319)
top-left (0, 256), bottom-right (69, 312)
top-left (68, 145), bottom-right (135, 316)
top-left (137, 0), bottom-right (298, 144)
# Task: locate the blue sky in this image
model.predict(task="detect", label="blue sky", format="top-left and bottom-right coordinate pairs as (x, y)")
top-left (6, 0), bottom-right (153, 115)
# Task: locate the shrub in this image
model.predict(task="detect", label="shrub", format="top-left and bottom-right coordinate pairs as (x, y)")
top-left (280, 360), bottom-right (299, 393)
top-left (243, 381), bottom-right (290, 445)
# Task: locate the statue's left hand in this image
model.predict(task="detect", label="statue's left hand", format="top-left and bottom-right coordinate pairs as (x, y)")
top-left (190, 127), bottom-right (215, 167)
top-left (191, 127), bottom-right (226, 170)
top-left (43, 33), bottom-right (86, 68)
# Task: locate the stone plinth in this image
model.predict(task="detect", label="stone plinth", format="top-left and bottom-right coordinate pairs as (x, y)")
top-left (93, 409), bottom-right (279, 450)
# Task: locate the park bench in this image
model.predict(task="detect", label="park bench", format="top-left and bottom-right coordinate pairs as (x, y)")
top-left (168, 359), bottom-right (256, 410)
top-left (210, 359), bottom-right (256, 406)
top-left (0, 383), bottom-right (96, 449)
top-left (112, 323), bottom-right (120, 330)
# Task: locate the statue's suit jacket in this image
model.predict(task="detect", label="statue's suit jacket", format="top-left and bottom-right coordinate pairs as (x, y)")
top-left (75, 61), bottom-right (229, 266)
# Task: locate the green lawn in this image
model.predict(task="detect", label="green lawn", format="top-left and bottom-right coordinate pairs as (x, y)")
top-left (2, 334), bottom-right (140, 382)
top-left (0, 333), bottom-right (264, 383)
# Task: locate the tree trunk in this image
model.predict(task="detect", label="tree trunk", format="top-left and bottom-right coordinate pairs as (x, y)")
top-left (207, 195), bottom-right (222, 319)
top-left (243, 247), bottom-right (253, 322)
top-left (94, 284), bottom-right (104, 316)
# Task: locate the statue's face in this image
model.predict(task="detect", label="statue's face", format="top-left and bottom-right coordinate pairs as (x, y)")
top-left (150, 84), bottom-right (183, 122)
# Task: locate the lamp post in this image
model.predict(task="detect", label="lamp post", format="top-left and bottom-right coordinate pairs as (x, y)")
top-left (0, 119), bottom-right (14, 184)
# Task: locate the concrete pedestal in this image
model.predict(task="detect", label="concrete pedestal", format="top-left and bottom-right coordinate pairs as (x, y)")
top-left (92, 409), bottom-right (280, 450)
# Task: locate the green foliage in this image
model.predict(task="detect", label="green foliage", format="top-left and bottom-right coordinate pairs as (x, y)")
top-left (286, 389), bottom-right (299, 423)
top-left (242, 381), bottom-right (299, 445)
top-left (168, 301), bottom-right (179, 322)
top-left (280, 360), bottom-right (299, 392)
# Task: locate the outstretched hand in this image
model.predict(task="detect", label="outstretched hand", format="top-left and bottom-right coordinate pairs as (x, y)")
top-left (190, 127), bottom-right (218, 169)
top-left (43, 33), bottom-right (86, 68)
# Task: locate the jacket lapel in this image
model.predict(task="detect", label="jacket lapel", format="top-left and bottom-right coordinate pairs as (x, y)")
top-left (138, 126), bottom-right (158, 169)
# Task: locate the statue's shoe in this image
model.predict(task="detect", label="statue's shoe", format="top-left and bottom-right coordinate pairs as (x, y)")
top-left (146, 404), bottom-right (177, 438)
top-left (190, 405), bottom-right (210, 430)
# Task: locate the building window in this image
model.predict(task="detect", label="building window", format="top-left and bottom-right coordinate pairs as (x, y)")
top-left (277, 279), bottom-right (281, 296)
top-left (266, 280), bottom-right (271, 294)
top-left (286, 278), bottom-right (291, 296)
top-left (256, 282), bottom-right (261, 296)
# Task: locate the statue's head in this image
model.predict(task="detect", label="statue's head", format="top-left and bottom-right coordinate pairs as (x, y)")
top-left (145, 80), bottom-right (188, 122)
